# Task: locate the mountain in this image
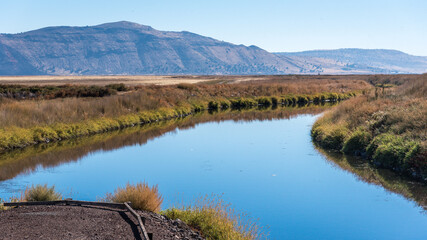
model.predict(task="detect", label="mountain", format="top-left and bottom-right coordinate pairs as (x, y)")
top-left (0, 22), bottom-right (426, 76)
top-left (276, 49), bottom-right (427, 74)
top-left (0, 21), bottom-right (301, 75)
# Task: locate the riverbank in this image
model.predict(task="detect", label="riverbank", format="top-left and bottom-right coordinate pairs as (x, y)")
top-left (312, 75), bottom-right (426, 182)
top-left (0, 204), bottom-right (204, 240)
top-left (0, 79), bottom-right (363, 152)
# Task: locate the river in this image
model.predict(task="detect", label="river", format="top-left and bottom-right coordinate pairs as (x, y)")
top-left (0, 107), bottom-right (426, 239)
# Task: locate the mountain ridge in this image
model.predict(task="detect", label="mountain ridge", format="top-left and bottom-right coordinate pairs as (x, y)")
top-left (0, 21), bottom-right (426, 75)
top-left (276, 48), bottom-right (427, 74)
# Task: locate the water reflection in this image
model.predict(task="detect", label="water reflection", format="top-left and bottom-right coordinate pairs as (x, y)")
top-left (315, 147), bottom-right (427, 210)
top-left (1, 102), bottom-right (426, 211)
top-left (0, 104), bottom-right (331, 182)
top-left (1, 103), bottom-right (426, 239)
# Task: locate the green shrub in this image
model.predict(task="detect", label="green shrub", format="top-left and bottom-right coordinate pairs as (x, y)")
top-left (208, 101), bottom-right (219, 110)
top-left (230, 98), bottom-right (257, 109)
top-left (367, 134), bottom-right (420, 170)
top-left (106, 83), bottom-right (127, 91)
top-left (256, 97), bottom-right (271, 106)
top-left (297, 96), bottom-right (308, 103)
top-left (271, 97), bottom-right (278, 106)
top-left (23, 184), bottom-right (62, 202)
top-left (342, 129), bottom-right (372, 155)
top-left (32, 127), bottom-right (59, 143)
top-left (220, 101), bottom-right (230, 109)
top-left (312, 123), bottom-right (349, 150)
top-left (106, 182), bottom-right (163, 213)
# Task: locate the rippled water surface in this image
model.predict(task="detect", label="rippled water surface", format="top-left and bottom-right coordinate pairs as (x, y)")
top-left (1, 109), bottom-right (426, 240)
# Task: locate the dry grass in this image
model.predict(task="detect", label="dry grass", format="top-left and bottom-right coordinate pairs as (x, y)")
top-left (106, 182), bottom-right (163, 213)
top-left (312, 74), bottom-right (427, 180)
top-left (0, 75), bottom-right (211, 86)
top-left (0, 79), bottom-right (368, 129)
top-left (163, 195), bottom-right (266, 240)
top-left (0, 75), bottom-right (375, 153)
top-left (21, 184), bottom-right (62, 202)
top-left (0, 104), bottom-right (332, 182)
top-left (0, 74), bottom-right (421, 86)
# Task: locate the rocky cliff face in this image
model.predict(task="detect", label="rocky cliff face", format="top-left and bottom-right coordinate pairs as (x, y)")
top-left (0, 21), bottom-right (299, 75)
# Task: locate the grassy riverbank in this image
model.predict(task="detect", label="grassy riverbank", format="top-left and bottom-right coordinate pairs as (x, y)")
top-left (1, 184), bottom-right (265, 240)
top-left (312, 75), bottom-right (426, 181)
top-left (0, 79), bottom-right (365, 152)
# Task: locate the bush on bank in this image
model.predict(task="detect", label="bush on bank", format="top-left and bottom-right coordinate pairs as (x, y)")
top-left (106, 182), bottom-right (163, 213)
top-left (311, 79), bottom-right (426, 181)
top-left (22, 184), bottom-right (62, 202)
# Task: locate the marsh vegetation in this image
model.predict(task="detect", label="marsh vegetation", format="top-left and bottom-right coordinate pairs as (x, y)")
top-left (0, 78), bottom-right (365, 152)
top-left (312, 74), bottom-right (426, 181)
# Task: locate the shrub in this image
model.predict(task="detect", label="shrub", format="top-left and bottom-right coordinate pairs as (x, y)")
top-left (177, 83), bottom-right (196, 90)
top-left (23, 184), bottom-right (62, 202)
top-left (162, 195), bottom-right (266, 240)
top-left (106, 83), bottom-right (128, 92)
top-left (297, 96), bottom-right (308, 104)
top-left (367, 134), bottom-right (420, 170)
top-left (342, 129), bottom-right (372, 155)
top-left (208, 101), bottom-right (219, 110)
top-left (256, 97), bottom-right (271, 106)
top-left (312, 121), bottom-right (349, 151)
top-left (220, 101), bottom-right (230, 109)
top-left (271, 97), bottom-right (278, 106)
top-left (106, 182), bottom-right (163, 213)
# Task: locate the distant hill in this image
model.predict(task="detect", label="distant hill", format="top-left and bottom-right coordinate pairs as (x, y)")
top-left (276, 49), bottom-right (427, 74)
top-left (0, 22), bottom-right (426, 75)
top-left (0, 21), bottom-right (299, 75)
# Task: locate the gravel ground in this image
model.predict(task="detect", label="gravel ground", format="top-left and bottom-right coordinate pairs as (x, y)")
top-left (0, 205), bottom-right (204, 240)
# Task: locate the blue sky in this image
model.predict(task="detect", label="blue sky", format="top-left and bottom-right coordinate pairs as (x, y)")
top-left (1, 0), bottom-right (426, 55)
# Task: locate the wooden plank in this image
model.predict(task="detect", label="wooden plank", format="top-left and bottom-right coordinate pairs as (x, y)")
top-left (124, 202), bottom-right (151, 240)
top-left (4, 200), bottom-right (126, 209)
top-left (65, 200), bottom-right (126, 209)
top-left (4, 200), bottom-right (64, 207)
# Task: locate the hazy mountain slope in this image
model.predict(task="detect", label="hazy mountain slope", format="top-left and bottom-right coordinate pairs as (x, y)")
top-left (276, 49), bottom-right (427, 74)
top-left (0, 21), bottom-right (299, 75)
top-left (1, 22), bottom-right (426, 76)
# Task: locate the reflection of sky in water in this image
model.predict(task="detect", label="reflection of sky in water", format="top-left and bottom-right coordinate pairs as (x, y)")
top-left (1, 114), bottom-right (426, 240)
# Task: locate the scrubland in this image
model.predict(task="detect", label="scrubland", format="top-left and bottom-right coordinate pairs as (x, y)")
top-left (312, 74), bottom-right (426, 181)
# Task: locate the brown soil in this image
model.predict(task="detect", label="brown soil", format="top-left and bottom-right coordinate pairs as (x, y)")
top-left (0, 205), bottom-right (204, 240)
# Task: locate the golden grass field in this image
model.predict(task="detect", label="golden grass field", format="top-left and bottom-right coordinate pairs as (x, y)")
top-left (0, 74), bottom-right (421, 86)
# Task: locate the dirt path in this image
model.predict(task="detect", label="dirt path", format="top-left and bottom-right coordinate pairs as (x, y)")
top-left (0, 205), bottom-right (204, 240)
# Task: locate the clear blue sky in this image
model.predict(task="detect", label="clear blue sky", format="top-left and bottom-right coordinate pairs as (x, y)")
top-left (1, 0), bottom-right (426, 55)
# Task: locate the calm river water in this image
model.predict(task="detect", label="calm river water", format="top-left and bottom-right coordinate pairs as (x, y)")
top-left (1, 109), bottom-right (426, 239)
